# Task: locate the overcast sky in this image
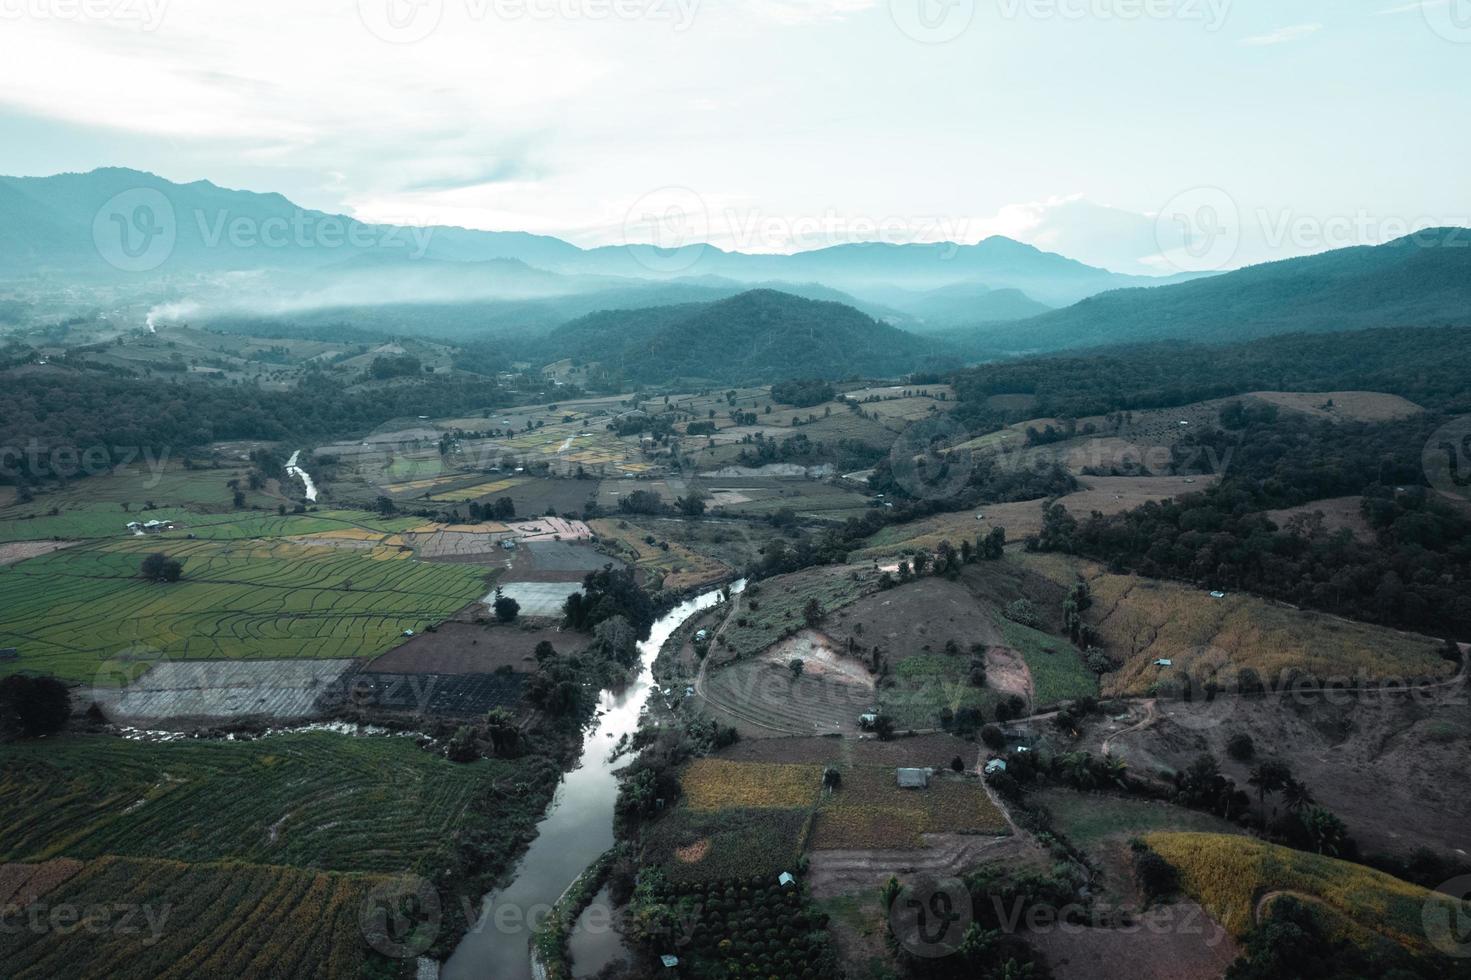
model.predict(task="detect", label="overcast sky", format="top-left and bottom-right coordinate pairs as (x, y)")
top-left (1, 0), bottom-right (1468, 272)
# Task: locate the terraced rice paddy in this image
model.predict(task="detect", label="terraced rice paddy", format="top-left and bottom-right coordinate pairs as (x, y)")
top-left (0, 733), bottom-right (523, 873)
top-left (0, 536), bottom-right (488, 682)
top-left (427, 476), bottom-right (529, 502)
top-left (0, 856), bottom-right (388, 980)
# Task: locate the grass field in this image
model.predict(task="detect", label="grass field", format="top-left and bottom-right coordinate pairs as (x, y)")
top-left (0, 732), bottom-right (532, 874)
top-left (1146, 831), bottom-right (1464, 953)
top-left (810, 766), bottom-right (1008, 850)
top-left (880, 653), bottom-right (999, 729)
top-left (1019, 553), bottom-right (1453, 697)
top-left (1034, 790), bottom-right (1240, 850)
top-left (646, 806), bottom-right (813, 885)
top-left (0, 536), bottom-right (487, 682)
top-left (995, 615), bottom-right (1099, 707)
top-left (0, 856), bottom-right (388, 980)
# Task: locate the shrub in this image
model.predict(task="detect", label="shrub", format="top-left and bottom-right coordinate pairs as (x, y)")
top-left (1227, 733), bottom-right (1255, 761)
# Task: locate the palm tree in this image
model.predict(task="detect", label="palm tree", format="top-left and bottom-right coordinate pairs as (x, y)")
top-left (1101, 753), bottom-right (1128, 789)
top-left (1281, 778), bottom-right (1315, 813)
top-left (1248, 760), bottom-right (1292, 830)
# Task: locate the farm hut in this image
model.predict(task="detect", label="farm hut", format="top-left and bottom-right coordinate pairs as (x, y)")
top-left (1210, 590), bottom-right (1227, 599)
top-left (859, 712), bottom-right (878, 728)
top-left (500, 538), bottom-right (517, 551)
top-left (984, 759), bottom-right (1007, 775)
top-left (1153, 658), bottom-right (1173, 667)
top-left (0, 648), bottom-right (18, 661)
top-left (778, 872), bottom-right (795, 887)
top-left (660, 954), bottom-right (680, 968)
top-left (694, 629), bottom-right (709, 642)
top-left (896, 768), bottom-right (930, 790)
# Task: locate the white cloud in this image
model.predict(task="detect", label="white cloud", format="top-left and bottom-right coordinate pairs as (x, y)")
top-left (1240, 22), bottom-right (1323, 45)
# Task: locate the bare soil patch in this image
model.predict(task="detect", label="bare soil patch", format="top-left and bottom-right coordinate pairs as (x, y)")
top-left (821, 578), bottom-right (1003, 665)
top-left (0, 540), bottom-right (80, 566)
top-left (1092, 692), bottom-right (1471, 858)
top-left (364, 621), bottom-right (571, 674)
top-left (1025, 901), bottom-right (1238, 980)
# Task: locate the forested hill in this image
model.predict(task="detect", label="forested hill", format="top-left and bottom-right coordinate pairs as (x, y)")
top-left (541, 289), bottom-right (952, 383)
top-left (949, 323), bottom-right (1471, 425)
top-left (966, 228), bottom-right (1471, 353)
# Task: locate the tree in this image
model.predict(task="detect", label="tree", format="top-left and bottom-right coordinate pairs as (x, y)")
top-left (493, 594), bottom-right (520, 623)
top-left (1281, 778), bottom-right (1315, 813)
top-left (802, 597), bottom-right (823, 627)
top-left (873, 714), bottom-right (895, 741)
top-left (1226, 732), bottom-right (1255, 761)
top-left (677, 493), bottom-right (706, 518)
top-left (1248, 759), bottom-right (1293, 829)
top-left (1300, 806), bottom-right (1347, 855)
top-left (788, 658), bottom-right (805, 679)
top-left (823, 766), bottom-right (842, 791)
top-left (0, 675), bottom-right (71, 737)
top-left (1132, 847), bottom-right (1180, 903)
top-left (140, 552), bottom-right (183, 582)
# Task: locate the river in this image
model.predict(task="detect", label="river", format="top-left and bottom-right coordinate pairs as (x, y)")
top-left (441, 580), bottom-right (744, 980)
top-left (285, 449), bottom-right (318, 502)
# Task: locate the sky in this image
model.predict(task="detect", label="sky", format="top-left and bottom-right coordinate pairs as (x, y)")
top-left (0, 0), bottom-right (1468, 273)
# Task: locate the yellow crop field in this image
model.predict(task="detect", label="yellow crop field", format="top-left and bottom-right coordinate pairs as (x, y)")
top-left (681, 759), bottom-right (822, 811)
top-left (428, 477), bottom-right (528, 502)
top-left (1146, 832), bottom-right (1463, 953)
top-left (1019, 554), bottom-right (1451, 696)
top-left (811, 766), bottom-right (1008, 850)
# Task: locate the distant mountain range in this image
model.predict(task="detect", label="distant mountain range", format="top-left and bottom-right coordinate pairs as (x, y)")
top-left (3, 169), bottom-right (1469, 365)
top-left (0, 168), bottom-right (1188, 312)
top-left (966, 228), bottom-right (1471, 352)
